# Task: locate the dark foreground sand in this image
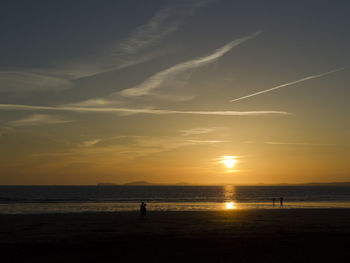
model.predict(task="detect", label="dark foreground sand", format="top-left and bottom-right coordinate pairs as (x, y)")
top-left (1, 209), bottom-right (350, 262)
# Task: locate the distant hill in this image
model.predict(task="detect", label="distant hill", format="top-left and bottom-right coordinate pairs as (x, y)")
top-left (97, 181), bottom-right (193, 186)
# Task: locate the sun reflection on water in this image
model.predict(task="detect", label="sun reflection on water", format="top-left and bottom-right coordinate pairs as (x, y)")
top-left (223, 185), bottom-right (235, 199)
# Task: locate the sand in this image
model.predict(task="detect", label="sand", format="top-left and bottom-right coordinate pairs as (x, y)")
top-left (1, 209), bottom-right (350, 262)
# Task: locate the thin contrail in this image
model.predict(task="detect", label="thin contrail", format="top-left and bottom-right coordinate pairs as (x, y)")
top-left (230, 68), bottom-right (345, 103)
top-left (0, 103), bottom-right (290, 116)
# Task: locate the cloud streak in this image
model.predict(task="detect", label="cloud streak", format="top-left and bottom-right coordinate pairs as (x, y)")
top-left (0, 103), bottom-right (290, 116)
top-left (265, 141), bottom-right (333, 146)
top-left (118, 1), bottom-right (214, 55)
top-left (80, 139), bottom-right (101, 147)
top-left (120, 32), bottom-right (261, 97)
top-left (185, 139), bottom-right (229, 144)
top-left (118, 7), bottom-right (179, 54)
top-left (230, 68), bottom-right (345, 102)
top-left (0, 71), bottom-right (72, 92)
top-left (7, 114), bottom-right (71, 127)
top-left (181, 127), bottom-right (216, 136)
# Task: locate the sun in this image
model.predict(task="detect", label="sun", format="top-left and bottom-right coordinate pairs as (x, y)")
top-left (221, 156), bottom-right (236, 168)
top-left (225, 201), bottom-right (236, 209)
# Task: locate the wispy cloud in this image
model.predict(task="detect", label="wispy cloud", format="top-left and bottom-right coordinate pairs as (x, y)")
top-left (0, 71), bottom-right (72, 92)
top-left (65, 98), bottom-right (117, 107)
top-left (265, 141), bottom-right (333, 146)
top-left (7, 114), bottom-right (71, 127)
top-left (80, 139), bottom-right (101, 147)
top-left (230, 68), bottom-right (345, 102)
top-left (0, 103), bottom-right (290, 116)
top-left (54, 51), bottom-right (167, 80)
top-left (120, 32), bottom-right (261, 97)
top-left (185, 139), bottom-right (229, 144)
top-left (118, 7), bottom-right (179, 54)
top-left (119, 1), bottom-right (214, 55)
top-left (35, 134), bottom-right (225, 165)
top-left (181, 127), bottom-right (217, 136)
top-left (243, 141), bottom-right (333, 146)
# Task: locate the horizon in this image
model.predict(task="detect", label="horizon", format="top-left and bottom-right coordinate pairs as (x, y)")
top-left (0, 0), bottom-right (349, 185)
top-left (2, 181), bottom-right (350, 187)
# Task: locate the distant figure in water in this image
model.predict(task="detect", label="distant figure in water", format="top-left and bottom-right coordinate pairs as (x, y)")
top-left (272, 198), bottom-right (276, 207)
top-left (140, 202), bottom-right (147, 217)
top-left (280, 197), bottom-right (284, 207)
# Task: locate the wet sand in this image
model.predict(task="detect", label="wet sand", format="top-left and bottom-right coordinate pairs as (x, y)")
top-left (1, 209), bottom-right (350, 262)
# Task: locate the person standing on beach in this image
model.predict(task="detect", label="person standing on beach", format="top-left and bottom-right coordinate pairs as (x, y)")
top-left (272, 198), bottom-right (276, 207)
top-left (280, 197), bottom-right (284, 207)
top-left (140, 202), bottom-right (147, 217)
top-left (143, 202), bottom-right (147, 217)
top-left (140, 202), bottom-right (145, 217)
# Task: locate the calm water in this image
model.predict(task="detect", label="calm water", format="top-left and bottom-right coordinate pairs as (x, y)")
top-left (0, 185), bottom-right (350, 214)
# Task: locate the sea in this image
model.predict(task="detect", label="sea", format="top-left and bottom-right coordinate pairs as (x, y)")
top-left (1, 185), bottom-right (350, 214)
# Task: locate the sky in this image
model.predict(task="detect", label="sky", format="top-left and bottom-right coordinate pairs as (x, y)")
top-left (0, 0), bottom-right (349, 185)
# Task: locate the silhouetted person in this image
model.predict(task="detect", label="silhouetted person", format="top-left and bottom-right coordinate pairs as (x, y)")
top-left (272, 198), bottom-right (276, 207)
top-left (140, 202), bottom-right (147, 217)
top-left (143, 203), bottom-right (147, 217)
top-left (280, 197), bottom-right (284, 207)
top-left (140, 202), bottom-right (145, 217)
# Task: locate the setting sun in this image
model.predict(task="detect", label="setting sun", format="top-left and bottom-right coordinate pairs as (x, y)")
top-left (225, 202), bottom-right (236, 209)
top-left (221, 156), bottom-right (236, 168)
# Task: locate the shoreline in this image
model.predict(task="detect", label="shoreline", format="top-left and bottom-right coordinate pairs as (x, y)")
top-left (2, 201), bottom-right (350, 214)
top-left (2, 206), bottom-right (350, 215)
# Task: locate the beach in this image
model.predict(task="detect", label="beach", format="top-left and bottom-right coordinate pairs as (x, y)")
top-left (1, 209), bottom-right (350, 262)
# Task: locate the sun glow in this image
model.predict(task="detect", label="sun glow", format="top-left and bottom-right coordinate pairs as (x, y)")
top-left (225, 201), bottom-right (236, 209)
top-left (221, 156), bottom-right (236, 168)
